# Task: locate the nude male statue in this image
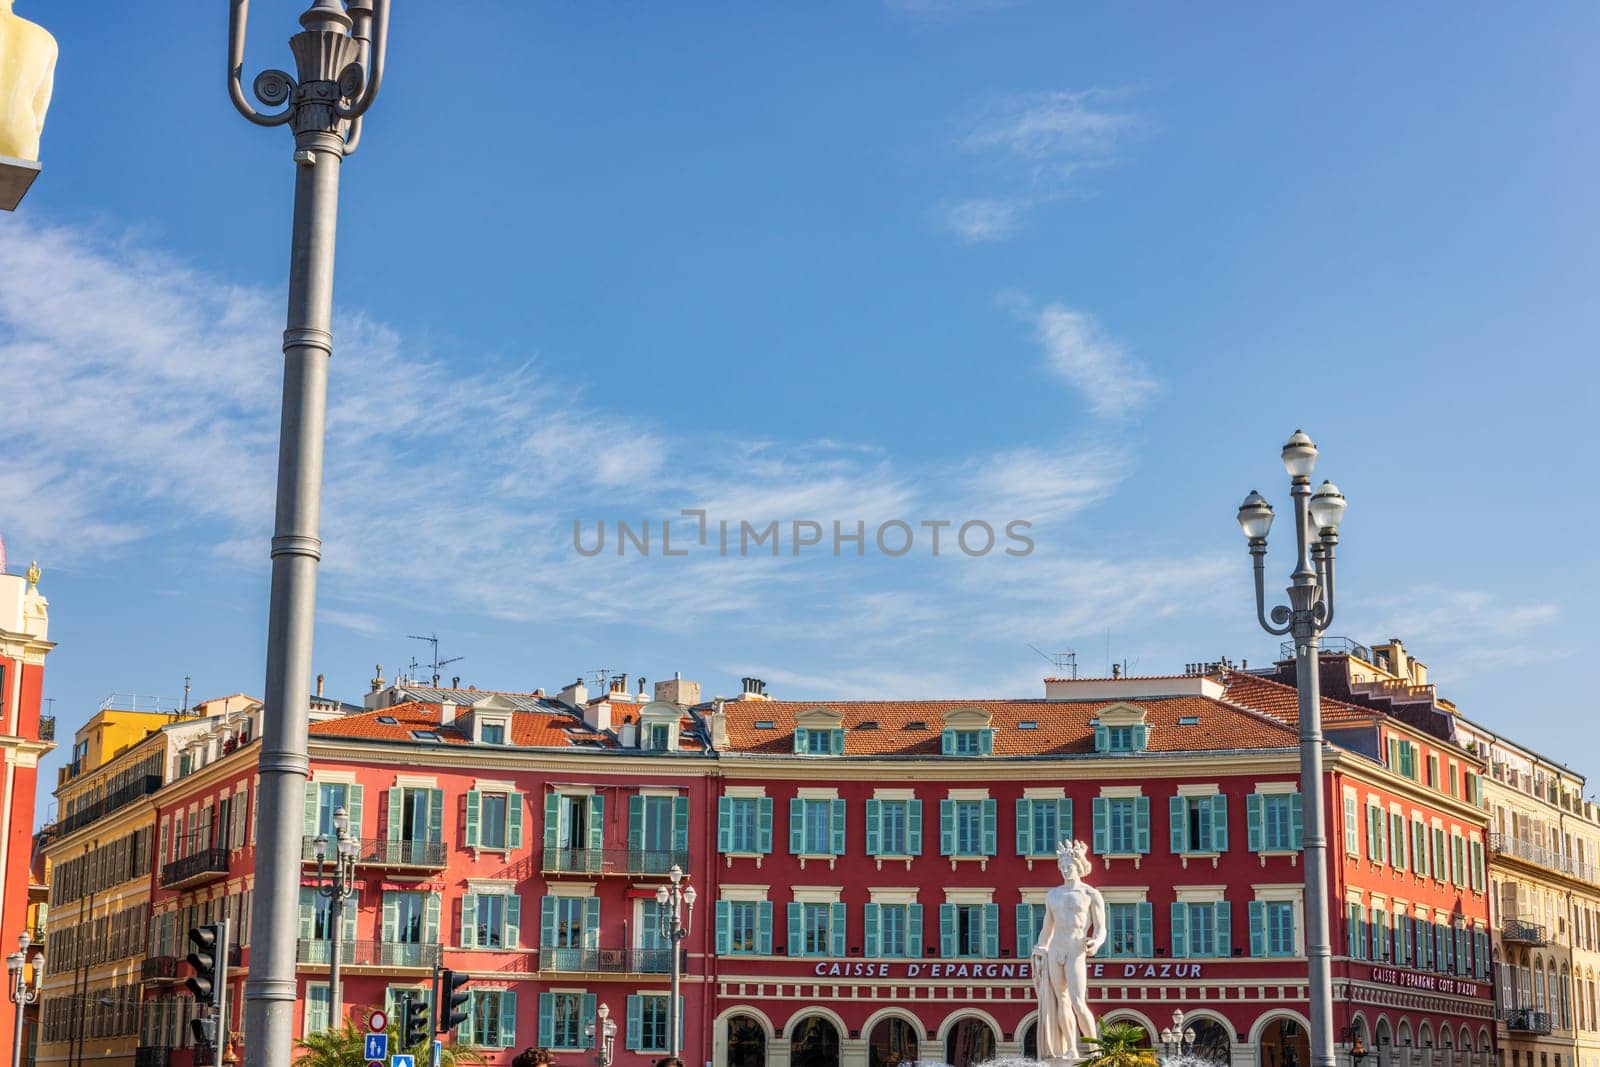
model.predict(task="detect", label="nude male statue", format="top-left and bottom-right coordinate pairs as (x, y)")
top-left (1031, 839), bottom-right (1107, 1063)
top-left (0, 0), bottom-right (57, 162)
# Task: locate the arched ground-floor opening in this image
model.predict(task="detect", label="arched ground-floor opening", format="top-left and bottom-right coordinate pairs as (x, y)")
top-left (943, 1016), bottom-right (997, 1067)
top-left (1258, 1015), bottom-right (1311, 1067)
top-left (790, 1015), bottom-right (841, 1067)
top-left (727, 1013), bottom-right (768, 1067)
top-left (867, 1016), bottom-right (918, 1067)
top-left (1187, 1016), bottom-right (1233, 1065)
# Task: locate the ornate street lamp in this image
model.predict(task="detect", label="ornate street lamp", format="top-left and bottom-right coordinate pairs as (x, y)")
top-left (585, 1002), bottom-right (618, 1067)
top-left (312, 806), bottom-right (361, 1029)
top-left (1238, 430), bottom-right (1349, 1067)
top-left (6, 934), bottom-right (43, 1067)
top-left (655, 866), bottom-right (696, 1057)
top-left (1161, 1009), bottom-right (1196, 1058)
top-left (224, 5), bottom-right (391, 1067)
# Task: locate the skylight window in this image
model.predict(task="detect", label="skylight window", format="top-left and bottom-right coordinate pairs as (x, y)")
top-left (906, 721), bottom-right (928, 731)
top-left (1179, 716), bottom-right (1201, 726)
top-left (1018, 721), bottom-right (1039, 730)
top-left (376, 715), bottom-right (398, 725)
top-left (411, 730), bottom-right (441, 742)
top-left (754, 720), bottom-right (776, 730)
top-left (855, 721), bottom-right (879, 731)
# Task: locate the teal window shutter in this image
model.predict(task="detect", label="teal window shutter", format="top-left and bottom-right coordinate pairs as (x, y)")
top-left (1092, 798), bottom-right (1109, 854)
top-left (1169, 796), bottom-right (1187, 854)
top-left (1135, 796), bottom-right (1151, 853)
top-left (673, 796), bottom-right (690, 854)
top-left (757, 797), bottom-right (773, 854)
top-left (625, 995), bottom-right (642, 1051)
top-left (581, 996), bottom-right (597, 1047)
top-left (1058, 798), bottom-right (1072, 843)
top-left (1247, 794), bottom-right (1263, 851)
top-left (457, 991), bottom-right (474, 1046)
top-left (465, 790), bottom-right (481, 848)
top-left (538, 993), bottom-right (554, 1047)
top-left (461, 893), bottom-right (478, 948)
top-left (627, 795), bottom-right (644, 853)
top-left (424, 892), bottom-right (441, 943)
top-left (864, 903), bottom-right (881, 958)
top-left (981, 799), bottom-right (997, 855)
top-left (505, 894), bottom-right (521, 949)
top-left (387, 788), bottom-right (403, 842)
top-left (941, 729), bottom-right (955, 755)
top-left (348, 784), bottom-right (364, 838)
top-left (1213, 901), bottom-right (1230, 957)
top-left (717, 797), bottom-right (732, 853)
top-left (1170, 902), bottom-right (1188, 957)
top-left (507, 792), bottom-right (524, 850)
top-left (297, 888), bottom-right (315, 943)
top-left (939, 904), bottom-right (956, 958)
top-left (500, 990), bottom-right (517, 1048)
top-left (1249, 901), bottom-right (1266, 957)
top-left (830, 902), bottom-right (846, 958)
top-left (979, 729), bottom-right (993, 756)
top-left (1014, 903), bottom-right (1033, 958)
top-left (757, 902), bottom-right (773, 954)
top-left (831, 728), bottom-right (845, 754)
top-left (714, 901), bottom-right (731, 955)
top-left (982, 903), bottom-right (999, 958)
top-left (583, 897), bottom-right (600, 949)
top-left (830, 798), bottom-right (846, 855)
top-left (794, 727), bottom-right (809, 753)
top-left (907, 903), bottom-right (924, 958)
top-left (427, 788), bottom-right (444, 843)
top-left (789, 798), bottom-right (806, 854)
top-left (787, 903), bottom-right (802, 954)
top-left (1345, 904), bottom-right (1358, 958)
top-left (1137, 902), bottom-right (1153, 957)
top-left (1093, 725), bottom-right (1109, 752)
top-left (1291, 792), bottom-right (1304, 850)
top-left (543, 792), bottom-right (561, 851)
top-left (865, 799), bottom-right (882, 856)
top-left (939, 799), bottom-right (955, 856)
top-left (1015, 799), bottom-right (1032, 855)
top-left (589, 793), bottom-right (606, 853)
top-left (1210, 794), bottom-right (1228, 851)
top-left (540, 896), bottom-right (557, 948)
top-left (907, 799), bottom-right (923, 855)
top-left (1132, 724), bottom-right (1148, 750)
top-left (382, 891), bottom-right (399, 943)
top-left (303, 781), bottom-right (319, 840)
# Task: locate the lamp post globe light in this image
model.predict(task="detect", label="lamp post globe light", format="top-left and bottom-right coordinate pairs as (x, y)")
top-left (312, 806), bottom-right (360, 1029)
top-left (224, 4), bottom-right (391, 1066)
top-left (1238, 430), bottom-right (1348, 1067)
top-left (1160, 1009), bottom-right (1195, 1059)
top-left (586, 1002), bottom-right (618, 1067)
top-left (7, 934), bottom-right (43, 1067)
top-left (656, 866), bottom-right (696, 1057)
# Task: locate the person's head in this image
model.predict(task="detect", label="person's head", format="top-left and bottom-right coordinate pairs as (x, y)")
top-left (656, 1057), bottom-right (686, 1067)
top-left (512, 1049), bottom-right (540, 1067)
top-left (1056, 838), bottom-right (1091, 882)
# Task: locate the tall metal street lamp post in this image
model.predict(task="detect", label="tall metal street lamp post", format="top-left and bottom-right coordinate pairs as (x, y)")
top-left (6, 935), bottom-right (42, 1067)
top-left (225, 4), bottom-right (391, 1066)
top-left (655, 866), bottom-right (696, 1057)
top-left (585, 1002), bottom-right (617, 1067)
top-left (1237, 430), bottom-right (1350, 1067)
top-left (1160, 1009), bottom-right (1196, 1059)
top-left (312, 806), bottom-right (360, 1029)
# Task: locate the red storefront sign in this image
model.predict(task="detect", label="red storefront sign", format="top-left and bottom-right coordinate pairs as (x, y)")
top-left (797, 960), bottom-right (1212, 980)
top-left (1368, 966), bottom-right (1488, 999)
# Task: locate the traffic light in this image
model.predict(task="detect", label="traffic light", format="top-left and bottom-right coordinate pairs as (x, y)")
top-left (436, 969), bottom-right (472, 1034)
top-left (189, 1016), bottom-right (217, 1048)
top-left (184, 923), bottom-right (228, 1007)
top-left (402, 995), bottom-right (430, 1050)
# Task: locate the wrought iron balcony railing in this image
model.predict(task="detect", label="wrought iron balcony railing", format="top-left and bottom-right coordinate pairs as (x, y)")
top-left (1503, 1008), bottom-right (1552, 1034)
top-left (38, 715), bottom-right (55, 741)
top-left (296, 938), bottom-right (439, 969)
top-left (59, 774), bottom-right (163, 835)
top-left (300, 836), bottom-right (448, 869)
top-left (161, 847), bottom-right (232, 888)
top-left (1502, 918), bottom-right (1548, 946)
top-left (1489, 832), bottom-right (1600, 886)
top-left (140, 956), bottom-right (179, 982)
top-left (541, 847), bottom-right (692, 877)
top-left (537, 946), bottom-right (677, 974)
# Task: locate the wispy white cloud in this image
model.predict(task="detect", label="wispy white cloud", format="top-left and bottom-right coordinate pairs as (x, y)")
top-left (937, 89), bottom-right (1142, 242)
top-left (1024, 303), bottom-right (1159, 418)
top-left (1348, 586), bottom-right (1566, 678)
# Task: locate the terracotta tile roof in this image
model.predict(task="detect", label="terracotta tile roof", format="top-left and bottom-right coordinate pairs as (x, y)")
top-left (1220, 671), bottom-right (1383, 730)
top-left (309, 701), bottom-right (618, 749)
top-left (718, 696), bottom-right (1299, 758)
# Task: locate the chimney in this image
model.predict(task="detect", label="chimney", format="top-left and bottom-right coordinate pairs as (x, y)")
top-left (654, 675), bottom-right (702, 707)
top-left (612, 673), bottom-right (628, 695)
top-left (708, 700), bottom-right (729, 749)
top-left (558, 677), bottom-right (588, 709)
top-left (738, 676), bottom-right (769, 700)
top-left (451, 676), bottom-right (461, 688)
top-left (316, 673), bottom-right (325, 698)
top-left (638, 676), bottom-right (648, 698)
top-left (440, 701), bottom-right (458, 726)
top-left (584, 700), bottom-right (612, 734)
top-left (1111, 663), bottom-right (1122, 679)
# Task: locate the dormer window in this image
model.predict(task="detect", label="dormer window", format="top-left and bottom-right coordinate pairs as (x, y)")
top-left (938, 706), bottom-right (996, 757)
top-left (794, 707), bottom-right (846, 757)
top-left (647, 723), bottom-right (672, 751)
top-left (480, 722), bottom-right (506, 745)
top-left (637, 701), bottom-right (684, 752)
top-left (1092, 703), bottom-right (1150, 754)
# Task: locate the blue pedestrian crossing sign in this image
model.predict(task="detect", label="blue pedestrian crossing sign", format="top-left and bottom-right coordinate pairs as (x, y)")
top-left (364, 1034), bottom-right (388, 1061)
top-left (391, 1055), bottom-right (416, 1067)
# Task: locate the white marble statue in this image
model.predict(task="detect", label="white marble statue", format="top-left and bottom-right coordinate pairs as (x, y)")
top-left (1031, 839), bottom-right (1107, 1064)
top-left (0, 0), bottom-right (57, 162)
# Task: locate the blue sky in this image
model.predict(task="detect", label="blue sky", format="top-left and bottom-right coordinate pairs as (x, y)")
top-left (3, 2), bottom-right (1599, 821)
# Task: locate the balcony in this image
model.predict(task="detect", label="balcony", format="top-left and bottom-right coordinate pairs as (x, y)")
top-left (537, 947), bottom-right (678, 974)
top-left (1489, 832), bottom-right (1600, 885)
top-left (296, 939), bottom-right (439, 970)
top-left (161, 847), bottom-right (231, 889)
top-left (1502, 918), bottom-right (1549, 946)
top-left (300, 836), bottom-right (447, 870)
top-left (38, 715), bottom-right (55, 741)
top-left (140, 956), bottom-right (179, 982)
top-left (134, 1047), bottom-right (171, 1067)
top-left (540, 847), bottom-right (692, 877)
top-left (1503, 1008), bottom-right (1553, 1035)
top-left (59, 774), bottom-right (163, 835)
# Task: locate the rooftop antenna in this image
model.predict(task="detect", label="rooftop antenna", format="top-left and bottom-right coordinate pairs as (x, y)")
top-left (586, 667), bottom-right (614, 691)
top-left (182, 675), bottom-right (192, 714)
top-left (1028, 644), bottom-right (1078, 679)
top-left (408, 632), bottom-right (463, 687)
